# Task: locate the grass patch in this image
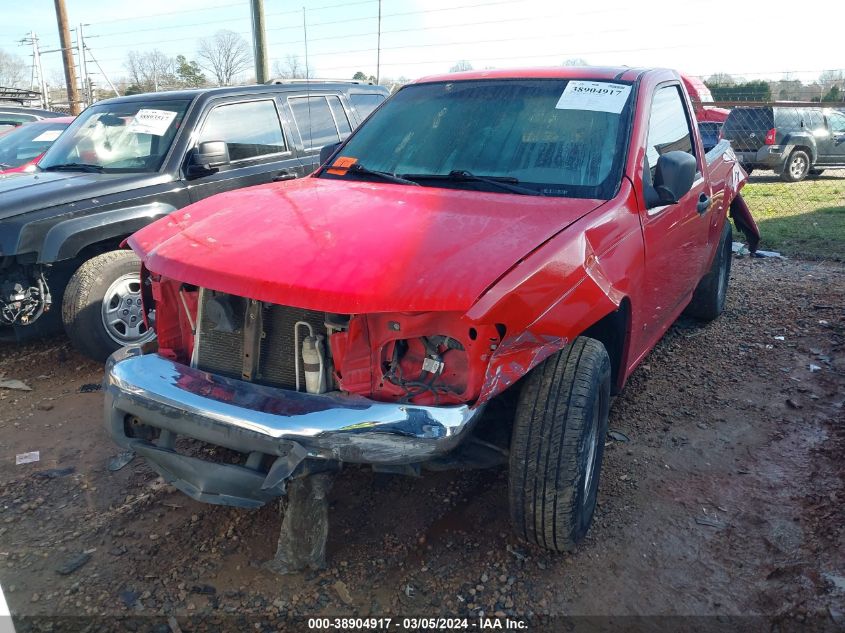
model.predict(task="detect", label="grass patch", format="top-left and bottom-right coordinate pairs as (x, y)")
top-left (741, 178), bottom-right (845, 260)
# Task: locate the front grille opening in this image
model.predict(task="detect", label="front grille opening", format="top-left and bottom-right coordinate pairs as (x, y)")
top-left (124, 415), bottom-right (160, 442)
top-left (174, 436), bottom-right (252, 467)
top-left (195, 290), bottom-right (331, 391)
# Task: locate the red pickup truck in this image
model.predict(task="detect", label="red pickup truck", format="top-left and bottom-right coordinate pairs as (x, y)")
top-left (105, 67), bottom-right (757, 570)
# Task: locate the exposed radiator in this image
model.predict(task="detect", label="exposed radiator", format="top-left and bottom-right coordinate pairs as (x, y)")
top-left (195, 289), bottom-right (326, 390)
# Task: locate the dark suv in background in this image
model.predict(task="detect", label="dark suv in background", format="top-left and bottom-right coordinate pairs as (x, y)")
top-left (722, 106), bottom-right (845, 181)
top-left (0, 80), bottom-right (388, 360)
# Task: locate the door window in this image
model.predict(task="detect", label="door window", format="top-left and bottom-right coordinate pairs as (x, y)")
top-left (646, 85), bottom-right (695, 174)
top-left (803, 110), bottom-right (825, 131)
top-left (349, 93), bottom-right (385, 119)
top-left (327, 96), bottom-right (352, 136)
top-left (198, 100), bottom-right (286, 162)
top-left (828, 111), bottom-right (845, 134)
top-left (289, 96), bottom-right (346, 150)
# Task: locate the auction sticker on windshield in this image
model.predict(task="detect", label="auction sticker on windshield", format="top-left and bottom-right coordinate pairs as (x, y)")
top-left (556, 81), bottom-right (631, 114)
top-left (32, 129), bottom-right (64, 142)
top-left (127, 109), bottom-right (178, 136)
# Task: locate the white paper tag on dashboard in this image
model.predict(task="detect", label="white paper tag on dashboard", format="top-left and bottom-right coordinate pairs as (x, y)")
top-left (32, 129), bottom-right (63, 142)
top-left (128, 109), bottom-right (178, 136)
top-left (556, 81), bottom-right (631, 114)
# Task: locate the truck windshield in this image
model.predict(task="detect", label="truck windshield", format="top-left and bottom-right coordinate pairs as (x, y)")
top-left (319, 79), bottom-right (632, 199)
top-left (39, 100), bottom-right (190, 173)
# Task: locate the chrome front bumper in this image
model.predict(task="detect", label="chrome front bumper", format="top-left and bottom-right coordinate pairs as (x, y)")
top-left (104, 347), bottom-right (481, 507)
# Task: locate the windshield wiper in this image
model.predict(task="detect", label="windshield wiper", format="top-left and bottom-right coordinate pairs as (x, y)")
top-left (339, 163), bottom-right (419, 186)
top-left (41, 162), bottom-right (105, 173)
top-left (402, 170), bottom-right (542, 196)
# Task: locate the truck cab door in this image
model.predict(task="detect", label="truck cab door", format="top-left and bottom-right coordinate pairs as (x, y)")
top-left (185, 97), bottom-right (304, 204)
top-left (639, 83), bottom-right (711, 338)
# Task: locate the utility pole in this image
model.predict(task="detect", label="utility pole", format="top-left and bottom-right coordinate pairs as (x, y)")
top-left (376, 0), bottom-right (381, 84)
top-left (76, 23), bottom-right (90, 107)
top-left (23, 32), bottom-right (49, 109)
top-left (53, 0), bottom-right (81, 114)
top-left (250, 0), bottom-right (269, 83)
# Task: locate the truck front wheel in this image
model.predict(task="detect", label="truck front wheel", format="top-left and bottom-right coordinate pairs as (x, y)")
top-left (62, 250), bottom-right (155, 362)
top-left (508, 336), bottom-right (611, 552)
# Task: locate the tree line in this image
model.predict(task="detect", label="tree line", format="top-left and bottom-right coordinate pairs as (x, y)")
top-left (704, 70), bottom-right (845, 103)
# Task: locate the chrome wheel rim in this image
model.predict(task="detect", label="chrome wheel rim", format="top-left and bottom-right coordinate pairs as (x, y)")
top-left (101, 273), bottom-right (153, 346)
top-left (790, 155), bottom-right (807, 179)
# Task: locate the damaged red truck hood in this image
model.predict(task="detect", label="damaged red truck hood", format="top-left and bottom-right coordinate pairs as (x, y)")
top-left (128, 178), bottom-right (605, 313)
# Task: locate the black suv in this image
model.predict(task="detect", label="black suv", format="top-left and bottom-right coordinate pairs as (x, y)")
top-left (722, 106), bottom-right (845, 181)
top-left (0, 81), bottom-right (387, 359)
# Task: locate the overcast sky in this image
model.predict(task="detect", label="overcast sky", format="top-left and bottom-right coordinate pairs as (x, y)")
top-left (2, 0), bottom-right (843, 90)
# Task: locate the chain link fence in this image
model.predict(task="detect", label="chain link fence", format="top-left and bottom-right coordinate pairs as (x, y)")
top-left (710, 103), bottom-right (845, 258)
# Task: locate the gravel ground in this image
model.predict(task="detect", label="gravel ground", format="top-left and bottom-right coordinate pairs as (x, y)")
top-left (0, 255), bottom-right (843, 632)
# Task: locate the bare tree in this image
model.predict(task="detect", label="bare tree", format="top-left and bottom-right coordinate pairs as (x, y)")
top-left (0, 49), bottom-right (27, 88)
top-left (706, 73), bottom-right (735, 86)
top-left (124, 50), bottom-right (177, 92)
top-left (449, 60), bottom-right (473, 73)
top-left (198, 30), bottom-right (252, 86)
top-left (272, 54), bottom-right (312, 79)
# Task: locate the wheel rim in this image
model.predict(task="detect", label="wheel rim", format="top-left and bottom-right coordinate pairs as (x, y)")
top-left (101, 273), bottom-right (153, 346)
top-left (790, 155), bottom-right (807, 179)
top-left (582, 402), bottom-right (600, 507)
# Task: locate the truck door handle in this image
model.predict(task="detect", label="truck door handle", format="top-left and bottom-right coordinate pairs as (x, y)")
top-left (696, 193), bottom-right (710, 214)
top-left (273, 170), bottom-right (297, 182)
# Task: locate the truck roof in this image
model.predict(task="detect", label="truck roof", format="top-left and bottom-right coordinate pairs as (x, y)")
top-left (415, 66), bottom-right (674, 84)
top-left (91, 81), bottom-right (389, 107)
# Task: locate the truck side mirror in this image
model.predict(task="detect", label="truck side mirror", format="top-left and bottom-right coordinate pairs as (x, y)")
top-left (187, 141), bottom-right (230, 177)
top-left (649, 150), bottom-right (696, 207)
top-left (319, 142), bottom-right (342, 166)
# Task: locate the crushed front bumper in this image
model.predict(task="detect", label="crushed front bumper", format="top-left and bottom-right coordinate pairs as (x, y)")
top-left (104, 347), bottom-right (481, 508)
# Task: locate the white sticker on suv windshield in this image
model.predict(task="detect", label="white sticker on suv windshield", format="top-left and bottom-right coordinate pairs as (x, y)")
top-left (555, 81), bottom-right (631, 114)
top-left (127, 109), bottom-right (178, 136)
top-left (32, 129), bottom-right (63, 142)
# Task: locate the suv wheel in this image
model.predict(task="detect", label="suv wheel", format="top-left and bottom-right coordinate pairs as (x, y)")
top-left (508, 337), bottom-right (611, 552)
top-left (782, 149), bottom-right (810, 182)
top-left (63, 250), bottom-right (155, 362)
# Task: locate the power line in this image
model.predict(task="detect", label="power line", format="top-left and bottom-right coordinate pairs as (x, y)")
top-left (86, 0), bottom-right (376, 28)
top-left (87, 1), bottom-right (246, 26)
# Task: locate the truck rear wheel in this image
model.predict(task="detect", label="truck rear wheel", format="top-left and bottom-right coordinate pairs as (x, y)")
top-left (508, 336), bottom-right (611, 552)
top-left (685, 220), bottom-right (732, 321)
top-left (781, 149), bottom-right (810, 182)
top-left (63, 250), bottom-right (155, 362)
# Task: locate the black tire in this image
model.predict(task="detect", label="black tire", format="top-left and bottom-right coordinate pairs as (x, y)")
top-left (508, 336), bottom-right (611, 552)
top-left (62, 250), bottom-right (154, 362)
top-left (685, 220), bottom-right (732, 321)
top-left (781, 149), bottom-right (810, 182)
